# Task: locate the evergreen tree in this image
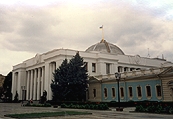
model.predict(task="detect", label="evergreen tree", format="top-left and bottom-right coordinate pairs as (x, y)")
top-left (51, 58), bottom-right (70, 101)
top-left (2, 72), bottom-right (12, 102)
top-left (67, 52), bottom-right (88, 101)
top-left (51, 52), bottom-right (88, 101)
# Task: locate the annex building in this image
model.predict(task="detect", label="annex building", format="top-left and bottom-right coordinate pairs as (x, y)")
top-left (12, 39), bottom-right (173, 101)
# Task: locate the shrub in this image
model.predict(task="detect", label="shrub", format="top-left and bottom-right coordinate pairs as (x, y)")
top-left (24, 103), bottom-right (51, 107)
top-left (61, 103), bottom-right (66, 108)
top-left (135, 105), bottom-right (145, 112)
top-left (155, 105), bottom-right (162, 113)
top-left (146, 105), bottom-right (155, 113)
top-left (60, 103), bottom-right (108, 110)
top-left (44, 103), bottom-right (51, 107)
top-left (169, 107), bottom-right (173, 114)
top-left (135, 104), bottom-right (173, 114)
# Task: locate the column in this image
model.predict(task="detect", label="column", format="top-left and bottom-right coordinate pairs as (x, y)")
top-left (15, 73), bottom-right (18, 93)
top-left (30, 70), bottom-right (33, 100)
top-left (48, 63), bottom-right (53, 100)
top-left (17, 72), bottom-right (21, 100)
top-left (114, 62), bottom-right (118, 73)
top-left (44, 63), bottom-right (49, 100)
top-left (37, 68), bottom-right (41, 100)
top-left (26, 71), bottom-right (30, 100)
top-left (41, 67), bottom-right (45, 95)
top-left (33, 69), bottom-right (37, 100)
top-left (11, 72), bottom-right (16, 100)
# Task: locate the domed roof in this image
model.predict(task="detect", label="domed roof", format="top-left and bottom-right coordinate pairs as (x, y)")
top-left (85, 39), bottom-right (125, 55)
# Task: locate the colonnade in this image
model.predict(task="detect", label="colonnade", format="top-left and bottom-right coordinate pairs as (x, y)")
top-left (26, 62), bottom-right (57, 100)
top-left (26, 67), bottom-right (45, 100)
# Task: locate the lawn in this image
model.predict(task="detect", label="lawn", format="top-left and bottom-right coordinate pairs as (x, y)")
top-left (4, 111), bottom-right (92, 118)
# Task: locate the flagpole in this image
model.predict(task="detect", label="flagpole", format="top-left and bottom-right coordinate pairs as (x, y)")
top-left (102, 26), bottom-right (104, 40)
top-left (100, 25), bottom-right (104, 42)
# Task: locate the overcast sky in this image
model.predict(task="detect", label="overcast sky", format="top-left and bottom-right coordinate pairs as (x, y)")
top-left (0, 0), bottom-right (173, 75)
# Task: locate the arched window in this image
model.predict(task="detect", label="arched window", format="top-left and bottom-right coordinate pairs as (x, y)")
top-left (128, 87), bottom-right (133, 98)
top-left (112, 87), bottom-right (115, 98)
top-left (104, 88), bottom-right (108, 98)
top-left (93, 89), bottom-right (96, 98)
top-left (146, 85), bottom-right (151, 97)
top-left (137, 86), bottom-right (142, 98)
top-left (156, 85), bottom-right (162, 97)
top-left (120, 87), bottom-right (124, 98)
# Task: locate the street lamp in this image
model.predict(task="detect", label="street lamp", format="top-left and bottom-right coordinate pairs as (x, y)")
top-left (115, 72), bottom-right (122, 111)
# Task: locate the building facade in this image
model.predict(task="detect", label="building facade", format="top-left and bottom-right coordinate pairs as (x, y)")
top-left (12, 39), bottom-right (173, 101)
top-left (88, 67), bottom-right (173, 102)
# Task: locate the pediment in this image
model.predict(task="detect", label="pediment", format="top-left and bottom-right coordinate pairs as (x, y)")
top-left (88, 76), bottom-right (101, 83)
top-left (159, 67), bottom-right (173, 76)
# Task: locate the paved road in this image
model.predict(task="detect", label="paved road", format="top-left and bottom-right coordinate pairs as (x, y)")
top-left (0, 103), bottom-right (173, 119)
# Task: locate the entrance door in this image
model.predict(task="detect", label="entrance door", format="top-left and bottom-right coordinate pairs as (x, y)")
top-left (22, 90), bottom-right (26, 100)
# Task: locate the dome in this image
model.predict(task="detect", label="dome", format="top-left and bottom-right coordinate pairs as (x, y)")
top-left (85, 39), bottom-right (125, 55)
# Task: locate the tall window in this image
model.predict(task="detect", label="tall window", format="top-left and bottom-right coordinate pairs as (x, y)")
top-left (93, 89), bottom-right (96, 97)
top-left (118, 66), bottom-right (122, 72)
top-left (120, 87), bottom-right (124, 98)
top-left (84, 62), bottom-right (88, 71)
top-left (104, 88), bottom-right (108, 98)
top-left (92, 63), bottom-right (96, 72)
top-left (156, 85), bottom-right (162, 97)
top-left (137, 86), bottom-right (142, 97)
top-left (128, 87), bottom-right (133, 97)
top-left (146, 85), bottom-right (151, 97)
top-left (124, 67), bottom-right (128, 72)
top-left (112, 88), bottom-right (115, 97)
top-left (106, 63), bottom-right (110, 74)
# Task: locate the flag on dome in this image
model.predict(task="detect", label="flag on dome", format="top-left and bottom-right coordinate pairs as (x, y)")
top-left (99, 25), bottom-right (103, 29)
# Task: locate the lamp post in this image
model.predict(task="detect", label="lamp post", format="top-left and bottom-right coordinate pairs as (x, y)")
top-left (115, 72), bottom-right (122, 111)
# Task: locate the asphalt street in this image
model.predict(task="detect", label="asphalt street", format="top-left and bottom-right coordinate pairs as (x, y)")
top-left (0, 103), bottom-right (173, 119)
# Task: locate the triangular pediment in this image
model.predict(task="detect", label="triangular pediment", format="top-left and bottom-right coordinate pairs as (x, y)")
top-left (158, 66), bottom-right (173, 76)
top-left (88, 76), bottom-right (101, 83)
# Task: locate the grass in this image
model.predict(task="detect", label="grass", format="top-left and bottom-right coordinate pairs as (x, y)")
top-left (4, 111), bottom-right (92, 118)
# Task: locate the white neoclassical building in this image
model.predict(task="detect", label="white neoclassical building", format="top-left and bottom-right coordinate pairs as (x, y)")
top-left (12, 39), bottom-right (173, 100)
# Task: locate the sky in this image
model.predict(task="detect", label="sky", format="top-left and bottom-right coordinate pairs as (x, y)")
top-left (0, 0), bottom-right (173, 75)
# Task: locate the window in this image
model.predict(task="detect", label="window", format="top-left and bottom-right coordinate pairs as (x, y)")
top-left (93, 89), bottom-right (96, 97)
top-left (124, 67), bottom-right (128, 72)
top-left (92, 63), bottom-right (96, 72)
top-left (146, 85), bottom-right (151, 97)
top-left (137, 86), bottom-right (142, 97)
top-left (84, 62), bottom-right (88, 71)
top-left (128, 87), bottom-right (133, 97)
top-left (104, 88), bottom-right (108, 98)
top-left (106, 63), bottom-right (110, 74)
top-left (112, 88), bottom-right (115, 97)
top-left (156, 85), bottom-right (162, 97)
top-left (118, 66), bottom-right (122, 72)
top-left (120, 87), bottom-right (124, 98)
top-left (130, 68), bottom-right (135, 71)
